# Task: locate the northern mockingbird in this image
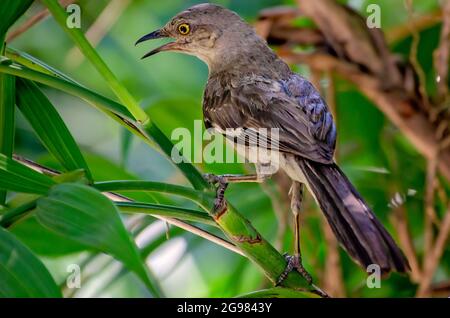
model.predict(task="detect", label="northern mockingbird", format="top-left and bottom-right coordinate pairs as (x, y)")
top-left (136, 3), bottom-right (410, 285)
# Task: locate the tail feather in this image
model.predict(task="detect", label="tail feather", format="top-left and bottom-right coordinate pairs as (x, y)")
top-left (297, 158), bottom-right (410, 274)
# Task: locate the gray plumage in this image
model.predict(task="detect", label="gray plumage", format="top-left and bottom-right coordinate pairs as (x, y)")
top-left (137, 3), bottom-right (410, 274)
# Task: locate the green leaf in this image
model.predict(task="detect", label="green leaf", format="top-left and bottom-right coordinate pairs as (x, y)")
top-left (0, 198), bottom-right (36, 228)
top-left (236, 287), bottom-right (319, 298)
top-left (6, 47), bottom-right (80, 85)
top-left (117, 201), bottom-right (215, 226)
top-left (16, 78), bottom-right (92, 181)
top-left (94, 180), bottom-right (214, 209)
top-left (0, 68), bottom-right (15, 205)
top-left (0, 0), bottom-right (33, 39)
top-left (0, 227), bottom-right (61, 297)
top-left (120, 129), bottom-right (133, 166)
top-left (42, 0), bottom-right (149, 124)
top-left (0, 61), bottom-right (208, 190)
top-left (0, 153), bottom-right (56, 194)
top-left (10, 215), bottom-right (89, 256)
top-left (0, 62), bottom-right (134, 120)
top-left (35, 183), bottom-right (163, 296)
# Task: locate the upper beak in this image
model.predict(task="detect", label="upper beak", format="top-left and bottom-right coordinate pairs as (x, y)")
top-left (135, 29), bottom-right (180, 59)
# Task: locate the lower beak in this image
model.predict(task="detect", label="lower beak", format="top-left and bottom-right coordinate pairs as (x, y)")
top-left (135, 29), bottom-right (182, 59)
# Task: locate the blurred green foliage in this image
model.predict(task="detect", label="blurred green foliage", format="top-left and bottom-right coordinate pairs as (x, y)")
top-left (0, 0), bottom-right (448, 297)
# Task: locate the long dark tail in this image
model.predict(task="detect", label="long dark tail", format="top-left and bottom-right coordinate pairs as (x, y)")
top-left (297, 158), bottom-right (410, 274)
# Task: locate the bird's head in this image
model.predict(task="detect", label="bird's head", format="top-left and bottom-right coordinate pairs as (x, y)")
top-left (135, 3), bottom-right (261, 69)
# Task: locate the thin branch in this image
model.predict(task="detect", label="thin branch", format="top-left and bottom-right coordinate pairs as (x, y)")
top-left (6, 0), bottom-right (76, 43)
top-left (314, 71), bottom-right (345, 297)
top-left (433, 0), bottom-right (450, 102)
top-left (391, 205), bottom-right (422, 282)
top-left (424, 157), bottom-right (439, 269)
top-left (278, 50), bottom-right (450, 183)
top-left (404, 0), bottom-right (431, 113)
top-left (386, 9), bottom-right (442, 44)
top-left (417, 204), bottom-right (450, 297)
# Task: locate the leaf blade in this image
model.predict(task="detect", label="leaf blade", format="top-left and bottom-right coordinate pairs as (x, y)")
top-left (0, 227), bottom-right (61, 297)
top-left (0, 153), bottom-right (56, 194)
top-left (0, 0), bottom-right (33, 39)
top-left (0, 69), bottom-right (15, 204)
top-left (16, 78), bottom-right (92, 180)
top-left (35, 183), bottom-right (163, 296)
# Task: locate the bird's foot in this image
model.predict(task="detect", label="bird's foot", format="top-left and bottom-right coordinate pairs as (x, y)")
top-left (276, 253), bottom-right (313, 286)
top-left (203, 173), bottom-right (228, 215)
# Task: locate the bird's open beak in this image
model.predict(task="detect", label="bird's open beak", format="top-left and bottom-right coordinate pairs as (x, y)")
top-left (135, 29), bottom-right (181, 59)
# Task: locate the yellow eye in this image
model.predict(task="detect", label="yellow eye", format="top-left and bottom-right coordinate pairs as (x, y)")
top-left (178, 23), bottom-right (190, 35)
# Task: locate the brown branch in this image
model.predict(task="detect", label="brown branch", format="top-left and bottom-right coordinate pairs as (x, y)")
top-left (433, 0), bottom-right (450, 102)
top-left (424, 157), bottom-right (439, 264)
top-left (296, 0), bottom-right (402, 86)
top-left (391, 205), bottom-right (422, 282)
top-left (277, 50), bottom-right (450, 183)
top-left (322, 219), bottom-right (346, 297)
top-left (321, 72), bottom-right (345, 297)
top-left (387, 10), bottom-right (442, 44)
top-left (405, 0), bottom-right (431, 112)
top-left (417, 204), bottom-right (450, 297)
top-left (6, 0), bottom-right (76, 43)
top-left (255, 6), bottom-right (324, 46)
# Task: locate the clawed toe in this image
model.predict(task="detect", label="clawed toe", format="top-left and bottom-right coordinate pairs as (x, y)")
top-left (203, 173), bottom-right (228, 215)
top-left (276, 253), bottom-right (313, 286)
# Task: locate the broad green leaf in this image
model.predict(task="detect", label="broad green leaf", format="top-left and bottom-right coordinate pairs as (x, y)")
top-left (0, 0), bottom-right (33, 39)
top-left (0, 227), bottom-right (61, 297)
top-left (0, 68), bottom-right (15, 205)
top-left (16, 78), bottom-right (92, 181)
top-left (10, 216), bottom-right (89, 256)
top-left (35, 183), bottom-right (163, 296)
top-left (0, 198), bottom-right (36, 228)
top-left (0, 153), bottom-right (56, 194)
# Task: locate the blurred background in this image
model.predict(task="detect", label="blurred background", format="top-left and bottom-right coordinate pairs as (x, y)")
top-left (5, 0), bottom-right (449, 297)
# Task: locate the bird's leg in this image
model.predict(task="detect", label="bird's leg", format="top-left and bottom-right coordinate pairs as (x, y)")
top-left (203, 173), bottom-right (268, 214)
top-left (277, 181), bottom-right (313, 285)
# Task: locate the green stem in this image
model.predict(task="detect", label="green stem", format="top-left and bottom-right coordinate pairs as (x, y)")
top-left (237, 287), bottom-right (319, 298)
top-left (0, 38), bottom-right (15, 205)
top-left (0, 199), bottom-right (37, 228)
top-left (6, 47), bottom-right (80, 85)
top-left (117, 201), bottom-right (216, 226)
top-left (41, 0), bottom-right (148, 124)
top-left (94, 180), bottom-right (214, 209)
